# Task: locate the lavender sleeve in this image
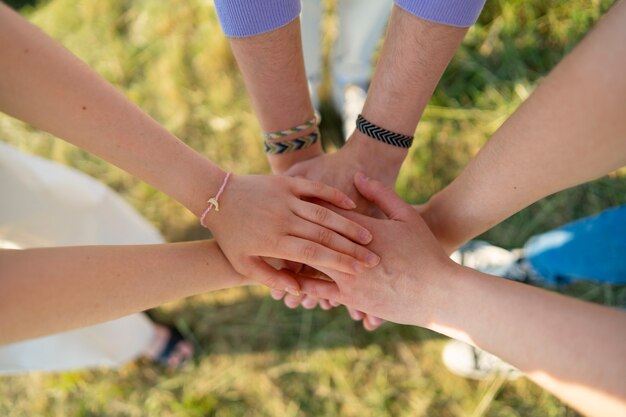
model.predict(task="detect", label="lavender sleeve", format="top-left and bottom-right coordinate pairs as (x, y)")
top-left (395, 0), bottom-right (486, 27)
top-left (213, 0), bottom-right (301, 38)
top-left (214, 0), bottom-right (485, 38)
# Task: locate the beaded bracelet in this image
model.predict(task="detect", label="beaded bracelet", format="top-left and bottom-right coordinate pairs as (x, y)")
top-left (356, 114), bottom-right (414, 148)
top-left (264, 132), bottom-right (319, 155)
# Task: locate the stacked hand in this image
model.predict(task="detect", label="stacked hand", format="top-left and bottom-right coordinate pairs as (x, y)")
top-left (294, 173), bottom-right (451, 326)
top-left (202, 174), bottom-right (381, 295)
top-left (269, 133), bottom-right (409, 330)
top-left (284, 133), bottom-right (403, 217)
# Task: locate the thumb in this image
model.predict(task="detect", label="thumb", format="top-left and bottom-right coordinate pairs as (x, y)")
top-left (353, 172), bottom-right (411, 221)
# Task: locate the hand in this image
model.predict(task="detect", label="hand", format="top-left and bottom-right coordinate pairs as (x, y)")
top-left (283, 131), bottom-right (406, 217)
top-left (275, 133), bottom-right (408, 327)
top-left (270, 277), bottom-right (387, 331)
top-left (203, 174), bottom-right (381, 294)
top-left (295, 172), bottom-right (454, 326)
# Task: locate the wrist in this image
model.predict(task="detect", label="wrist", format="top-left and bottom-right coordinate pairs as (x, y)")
top-left (198, 171), bottom-right (238, 231)
top-left (267, 140), bottom-right (324, 174)
top-left (421, 191), bottom-right (475, 254)
top-left (410, 260), bottom-right (467, 329)
top-left (344, 130), bottom-right (408, 184)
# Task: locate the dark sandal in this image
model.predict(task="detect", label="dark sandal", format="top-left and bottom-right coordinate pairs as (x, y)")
top-left (155, 326), bottom-right (193, 367)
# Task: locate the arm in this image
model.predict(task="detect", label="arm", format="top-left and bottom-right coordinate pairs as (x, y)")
top-left (0, 4), bottom-right (379, 292)
top-left (214, 0), bottom-right (321, 173)
top-left (0, 3), bottom-right (223, 217)
top-left (421, 0), bottom-right (626, 252)
top-left (300, 176), bottom-right (626, 417)
top-left (284, 5), bottom-right (469, 212)
top-left (216, 2), bottom-right (474, 205)
top-left (228, 18), bottom-right (322, 174)
top-left (0, 241), bottom-right (247, 345)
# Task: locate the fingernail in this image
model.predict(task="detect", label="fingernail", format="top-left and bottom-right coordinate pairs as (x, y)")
top-left (285, 287), bottom-right (300, 297)
top-left (370, 316), bottom-right (385, 326)
top-left (359, 230), bottom-right (373, 243)
top-left (356, 172), bottom-right (369, 183)
top-left (352, 261), bottom-right (364, 273)
top-left (366, 252), bottom-right (380, 267)
top-left (329, 300), bottom-right (340, 307)
top-left (351, 310), bottom-right (365, 320)
top-left (344, 197), bottom-right (357, 209)
top-left (270, 290), bottom-right (285, 300)
top-left (303, 297), bottom-right (317, 309)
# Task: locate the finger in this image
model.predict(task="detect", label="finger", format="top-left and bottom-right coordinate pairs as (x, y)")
top-left (347, 307), bottom-right (365, 321)
top-left (270, 289), bottom-right (286, 301)
top-left (244, 257), bottom-right (302, 295)
top-left (282, 260), bottom-right (305, 274)
top-left (318, 299), bottom-right (333, 310)
top-left (292, 200), bottom-right (373, 245)
top-left (363, 315), bottom-right (386, 332)
top-left (299, 264), bottom-right (328, 280)
top-left (354, 172), bottom-right (412, 221)
top-left (290, 178), bottom-right (356, 210)
top-left (314, 265), bottom-right (354, 283)
top-left (329, 300), bottom-right (341, 308)
top-left (301, 295), bottom-right (318, 310)
top-left (297, 276), bottom-right (342, 302)
top-left (289, 218), bottom-right (379, 267)
top-left (284, 293), bottom-right (305, 309)
top-left (278, 236), bottom-right (365, 275)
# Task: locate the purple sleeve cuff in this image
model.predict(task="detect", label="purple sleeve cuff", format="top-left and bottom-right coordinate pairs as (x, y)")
top-left (213, 0), bottom-right (301, 38)
top-left (394, 0), bottom-right (486, 27)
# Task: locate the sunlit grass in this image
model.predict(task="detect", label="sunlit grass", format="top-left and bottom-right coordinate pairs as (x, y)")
top-left (0, 0), bottom-right (623, 416)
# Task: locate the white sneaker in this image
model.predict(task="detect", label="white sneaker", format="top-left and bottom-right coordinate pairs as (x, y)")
top-left (450, 240), bottom-right (531, 281)
top-left (339, 84), bottom-right (367, 141)
top-left (442, 340), bottom-right (523, 381)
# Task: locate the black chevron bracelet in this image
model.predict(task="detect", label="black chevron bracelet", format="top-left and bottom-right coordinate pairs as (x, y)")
top-left (356, 114), bottom-right (414, 148)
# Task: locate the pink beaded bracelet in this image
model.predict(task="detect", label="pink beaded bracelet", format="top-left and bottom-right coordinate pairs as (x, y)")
top-left (200, 172), bottom-right (231, 228)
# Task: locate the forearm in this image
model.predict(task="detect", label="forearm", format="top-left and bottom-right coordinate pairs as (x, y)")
top-left (422, 1), bottom-right (626, 251)
top-left (0, 241), bottom-right (248, 345)
top-left (348, 6), bottom-right (467, 178)
top-left (424, 265), bottom-right (626, 417)
top-left (0, 4), bottom-right (225, 217)
top-left (228, 18), bottom-right (321, 174)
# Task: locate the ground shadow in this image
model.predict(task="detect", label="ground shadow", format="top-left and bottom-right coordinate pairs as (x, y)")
top-left (148, 290), bottom-right (445, 358)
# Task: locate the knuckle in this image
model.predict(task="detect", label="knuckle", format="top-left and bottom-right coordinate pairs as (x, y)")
top-left (311, 180), bottom-right (324, 193)
top-left (302, 244), bottom-right (318, 262)
top-left (337, 252), bottom-right (349, 268)
top-left (306, 286), bottom-right (321, 299)
top-left (313, 206), bottom-right (329, 223)
top-left (263, 274), bottom-right (280, 290)
top-left (318, 228), bottom-right (334, 246)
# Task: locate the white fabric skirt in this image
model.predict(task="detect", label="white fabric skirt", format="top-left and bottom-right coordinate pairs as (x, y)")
top-left (0, 142), bottom-right (163, 374)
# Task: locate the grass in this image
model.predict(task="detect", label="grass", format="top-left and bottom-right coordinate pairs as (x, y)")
top-left (1, 0), bottom-right (624, 416)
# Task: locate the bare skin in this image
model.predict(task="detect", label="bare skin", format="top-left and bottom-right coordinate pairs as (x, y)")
top-left (300, 175), bottom-right (626, 417)
top-left (0, 241), bottom-right (246, 345)
top-left (278, 0), bottom-right (626, 330)
top-left (0, 4), bottom-right (379, 294)
top-left (226, 6), bottom-right (467, 315)
top-left (420, 0), bottom-right (626, 253)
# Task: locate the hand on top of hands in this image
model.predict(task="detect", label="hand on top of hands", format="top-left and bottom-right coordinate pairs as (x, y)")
top-left (283, 134), bottom-right (400, 218)
top-left (202, 174), bottom-right (381, 295)
top-left (272, 134), bottom-right (407, 330)
top-left (293, 172), bottom-right (453, 326)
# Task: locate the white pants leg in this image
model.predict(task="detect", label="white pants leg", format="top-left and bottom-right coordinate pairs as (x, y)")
top-left (332, 0), bottom-right (393, 109)
top-left (0, 142), bottom-right (163, 374)
top-left (301, 0), bottom-right (324, 110)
